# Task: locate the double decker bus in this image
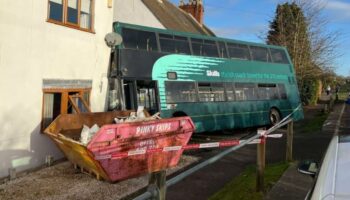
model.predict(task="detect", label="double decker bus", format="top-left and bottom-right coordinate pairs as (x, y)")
top-left (108, 22), bottom-right (303, 133)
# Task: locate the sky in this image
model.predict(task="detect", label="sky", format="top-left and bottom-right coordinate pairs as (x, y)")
top-left (170, 0), bottom-right (350, 76)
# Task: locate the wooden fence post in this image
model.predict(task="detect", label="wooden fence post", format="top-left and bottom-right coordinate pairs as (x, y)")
top-left (149, 170), bottom-right (167, 200)
top-left (286, 121), bottom-right (294, 162)
top-left (256, 137), bottom-right (266, 192)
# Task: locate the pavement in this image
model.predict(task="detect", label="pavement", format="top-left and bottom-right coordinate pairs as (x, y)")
top-left (265, 102), bottom-right (347, 200)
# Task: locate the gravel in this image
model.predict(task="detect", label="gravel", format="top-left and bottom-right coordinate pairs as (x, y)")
top-left (0, 155), bottom-right (199, 200)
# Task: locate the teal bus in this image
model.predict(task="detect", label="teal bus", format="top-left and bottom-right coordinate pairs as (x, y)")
top-left (108, 22), bottom-right (303, 133)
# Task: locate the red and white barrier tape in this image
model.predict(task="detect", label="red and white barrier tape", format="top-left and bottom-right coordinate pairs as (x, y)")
top-left (94, 105), bottom-right (300, 161)
top-left (94, 134), bottom-right (282, 160)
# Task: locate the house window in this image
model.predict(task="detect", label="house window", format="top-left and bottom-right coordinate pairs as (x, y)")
top-left (48, 0), bottom-right (94, 32)
top-left (41, 88), bottom-right (91, 131)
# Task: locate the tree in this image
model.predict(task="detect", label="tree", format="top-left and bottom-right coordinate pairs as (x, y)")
top-left (267, 2), bottom-right (318, 104)
top-left (301, 0), bottom-right (340, 72)
top-left (266, 1), bottom-right (340, 105)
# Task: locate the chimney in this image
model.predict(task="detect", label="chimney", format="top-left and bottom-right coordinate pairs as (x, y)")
top-left (179, 0), bottom-right (204, 24)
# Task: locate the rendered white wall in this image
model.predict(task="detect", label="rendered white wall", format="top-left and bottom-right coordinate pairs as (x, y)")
top-left (0, 0), bottom-right (113, 178)
top-left (114, 0), bottom-right (165, 29)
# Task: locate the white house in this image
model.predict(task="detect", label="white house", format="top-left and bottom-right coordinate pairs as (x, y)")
top-left (0, 0), bottom-right (211, 179)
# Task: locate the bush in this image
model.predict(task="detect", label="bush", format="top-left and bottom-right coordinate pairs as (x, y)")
top-left (300, 79), bottom-right (320, 105)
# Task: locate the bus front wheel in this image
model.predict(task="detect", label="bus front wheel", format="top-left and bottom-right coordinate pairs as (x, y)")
top-left (269, 108), bottom-right (281, 126)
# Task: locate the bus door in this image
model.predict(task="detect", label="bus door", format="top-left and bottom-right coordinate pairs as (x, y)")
top-left (123, 80), bottom-right (159, 115)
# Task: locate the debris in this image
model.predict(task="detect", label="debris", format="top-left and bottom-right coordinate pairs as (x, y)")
top-left (136, 106), bottom-right (146, 119)
top-left (114, 107), bottom-right (161, 124)
top-left (80, 125), bottom-right (90, 145)
top-left (80, 124), bottom-right (100, 145)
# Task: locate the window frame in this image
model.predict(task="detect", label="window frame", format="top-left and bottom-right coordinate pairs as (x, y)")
top-left (47, 0), bottom-right (95, 33)
top-left (41, 88), bottom-right (91, 132)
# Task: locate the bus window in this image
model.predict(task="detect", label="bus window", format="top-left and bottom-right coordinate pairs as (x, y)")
top-left (211, 83), bottom-right (225, 102)
top-left (227, 43), bottom-right (250, 60)
top-left (270, 48), bottom-right (289, 64)
top-left (218, 42), bottom-right (228, 58)
top-left (191, 38), bottom-right (203, 56)
top-left (191, 39), bottom-right (219, 57)
top-left (235, 83), bottom-right (257, 101)
top-left (258, 83), bottom-right (279, 100)
top-left (174, 36), bottom-right (191, 54)
top-left (202, 40), bottom-right (219, 57)
top-left (122, 28), bottom-right (158, 51)
top-left (225, 82), bottom-right (235, 101)
top-left (159, 34), bottom-right (191, 54)
top-left (197, 82), bottom-right (225, 102)
top-left (159, 33), bottom-right (176, 53)
top-left (165, 81), bottom-right (196, 103)
top-left (198, 82), bottom-right (212, 102)
top-left (278, 84), bottom-right (287, 99)
top-left (250, 46), bottom-right (271, 62)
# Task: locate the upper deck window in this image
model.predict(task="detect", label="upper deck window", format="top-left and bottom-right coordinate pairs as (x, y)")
top-left (270, 48), bottom-right (289, 64)
top-left (227, 43), bottom-right (251, 60)
top-left (122, 28), bottom-right (158, 51)
top-left (218, 42), bottom-right (228, 58)
top-left (48, 0), bottom-right (94, 32)
top-left (159, 34), bottom-right (191, 54)
top-left (250, 46), bottom-right (271, 62)
top-left (191, 39), bottom-right (219, 57)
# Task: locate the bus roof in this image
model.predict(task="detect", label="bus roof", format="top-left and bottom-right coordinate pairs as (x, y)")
top-left (113, 21), bottom-right (286, 50)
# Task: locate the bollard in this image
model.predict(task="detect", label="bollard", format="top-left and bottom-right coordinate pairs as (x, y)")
top-left (256, 137), bottom-right (266, 192)
top-left (148, 170), bottom-right (167, 200)
top-left (286, 121), bottom-right (294, 162)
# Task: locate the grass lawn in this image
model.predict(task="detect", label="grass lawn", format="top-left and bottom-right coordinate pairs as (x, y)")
top-left (209, 162), bottom-right (289, 200)
top-left (337, 92), bottom-right (349, 101)
top-left (302, 112), bottom-right (328, 134)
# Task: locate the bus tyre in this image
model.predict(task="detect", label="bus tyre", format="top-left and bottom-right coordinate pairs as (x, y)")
top-left (269, 108), bottom-right (281, 126)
